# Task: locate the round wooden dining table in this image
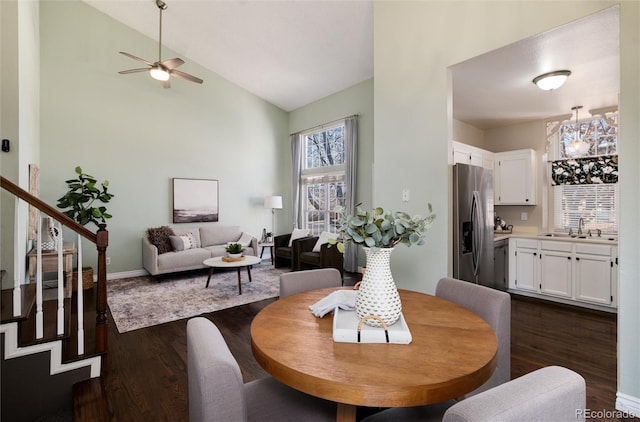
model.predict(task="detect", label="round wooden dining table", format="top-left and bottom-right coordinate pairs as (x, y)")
top-left (250, 287), bottom-right (497, 422)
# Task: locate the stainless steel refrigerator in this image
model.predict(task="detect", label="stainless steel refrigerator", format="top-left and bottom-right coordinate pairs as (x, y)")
top-left (453, 163), bottom-right (495, 288)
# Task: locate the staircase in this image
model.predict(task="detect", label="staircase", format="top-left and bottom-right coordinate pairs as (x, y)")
top-left (1, 176), bottom-right (109, 421)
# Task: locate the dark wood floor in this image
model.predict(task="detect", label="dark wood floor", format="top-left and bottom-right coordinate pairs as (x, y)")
top-left (98, 276), bottom-right (625, 422)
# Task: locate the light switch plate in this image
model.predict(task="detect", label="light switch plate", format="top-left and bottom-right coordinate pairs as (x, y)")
top-left (521, 212), bottom-right (528, 221)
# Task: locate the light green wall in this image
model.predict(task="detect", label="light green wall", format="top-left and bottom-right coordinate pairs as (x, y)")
top-left (1, 0), bottom-right (40, 289)
top-left (38, 1), bottom-right (289, 275)
top-left (374, 0), bottom-right (638, 410)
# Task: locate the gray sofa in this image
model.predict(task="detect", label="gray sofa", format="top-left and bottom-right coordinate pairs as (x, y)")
top-left (142, 225), bottom-right (258, 276)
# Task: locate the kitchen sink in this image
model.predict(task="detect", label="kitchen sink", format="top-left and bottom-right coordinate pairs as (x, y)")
top-left (538, 232), bottom-right (618, 242)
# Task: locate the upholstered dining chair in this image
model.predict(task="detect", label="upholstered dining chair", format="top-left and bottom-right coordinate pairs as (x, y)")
top-left (187, 317), bottom-right (336, 422)
top-left (363, 366), bottom-right (586, 422)
top-left (279, 268), bottom-right (343, 298)
top-left (359, 276), bottom-right (511, 422)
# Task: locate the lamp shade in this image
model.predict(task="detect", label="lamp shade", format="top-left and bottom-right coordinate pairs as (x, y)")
top-left (532, 70), bottom-right (571, 91)
top-left (264, 195), bottom-right (283, 209)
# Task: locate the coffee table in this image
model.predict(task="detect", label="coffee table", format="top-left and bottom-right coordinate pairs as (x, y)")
top-left (203, 255), bottom-right (262, 295)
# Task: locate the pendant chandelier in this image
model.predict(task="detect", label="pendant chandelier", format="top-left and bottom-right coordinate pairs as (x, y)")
top-left (566, 106), bottom-right (591, 157)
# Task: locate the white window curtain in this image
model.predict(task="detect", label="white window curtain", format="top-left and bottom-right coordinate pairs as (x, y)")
top-left (343, 116), bottom-right (358, 272)
top-left (291, 133), bottom-right (303, 230)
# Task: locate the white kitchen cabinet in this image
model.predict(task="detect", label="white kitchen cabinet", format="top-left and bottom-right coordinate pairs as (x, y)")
top-left (494, 149), bottom-right (537, 205)
top-left (508, 237), bottom-right (618, 310)
top-left (574, 244), bottom-right (615, 306)
top-left (511, 238), bottom-right (538, 293)
top-left (451, 141), bottom-right (494, 170)
top-left (539, 241), bottom-right (572, 298)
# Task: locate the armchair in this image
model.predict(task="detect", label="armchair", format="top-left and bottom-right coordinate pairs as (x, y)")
top-left (273, 232), bottom-right (309, 269)
top-left (297, 237), bottom-right (344, 276)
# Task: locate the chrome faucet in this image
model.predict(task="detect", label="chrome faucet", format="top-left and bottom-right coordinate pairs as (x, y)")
top-left (578, 218), bottom-right (585, 236)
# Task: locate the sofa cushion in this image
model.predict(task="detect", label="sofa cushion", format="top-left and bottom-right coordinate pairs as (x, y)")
top-left (299, 251), bottom-right (320, 265)
top-left (172, 228), bottom-right (202, 248)
top-left (200, 226), bottom-right (241, 247)
top-left (237, 232), bottom-right (253, 247)
top-left (169, 233), bottom-right (197, 251)
top-left (288, 228), bottom-right (310, 247)
top-left (147, 226), bottom-right (174, 254)
top-left (157, 248), bottom-right (211, 272)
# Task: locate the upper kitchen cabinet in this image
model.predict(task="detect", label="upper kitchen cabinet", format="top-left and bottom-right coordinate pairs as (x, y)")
top-left (494, 149), bottom-right (537, 205)
top-left (451, 141), bottom-right (494, 170)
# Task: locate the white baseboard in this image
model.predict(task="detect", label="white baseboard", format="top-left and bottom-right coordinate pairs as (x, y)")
top-left (106, 269), bottom-right (148, 281)
top-left (616, 392), bottom-right (640, 418)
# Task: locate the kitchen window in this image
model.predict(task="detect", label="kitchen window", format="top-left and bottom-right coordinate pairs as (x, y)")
top-left (549, 111), bottom-right (619, 234)
top-left (301, 123), bottom-right (346, 236)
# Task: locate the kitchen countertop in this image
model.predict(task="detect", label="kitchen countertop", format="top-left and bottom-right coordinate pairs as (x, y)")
top-left (493, 231), bottom-right (618, 245)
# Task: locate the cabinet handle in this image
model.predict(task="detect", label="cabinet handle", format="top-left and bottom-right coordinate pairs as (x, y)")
top-left (533, 252), bottom-right (537, 256)
top-left (575, 257), bottom-right (580, 261)
top-left (568, 256), bottom-right (571, 260)
top-left (526, 198), bottom-right (529, 202)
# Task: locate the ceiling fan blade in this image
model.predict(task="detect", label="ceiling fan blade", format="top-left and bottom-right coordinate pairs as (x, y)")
top-left (118, 68), bottom-right (150, 75)
top-left (161, 58), bottom-right (184, 70)
top-left (119, 51), bottom-right (154, 67)
top-left (171, 69), bottom-right (204, 84)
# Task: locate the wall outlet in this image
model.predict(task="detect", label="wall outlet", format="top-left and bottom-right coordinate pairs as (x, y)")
top-left (521, 212), bottom-right (528, 221)
top-left (106, 257), bottom-right (111, 265)
top-left (402, 188), bottom-right (410, 202)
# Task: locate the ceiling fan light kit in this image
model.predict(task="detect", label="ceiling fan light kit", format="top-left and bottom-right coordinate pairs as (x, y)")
top-left (118, 0), bottom-right (203, 88)
top-left (532, 70), bottom-right (571, 91)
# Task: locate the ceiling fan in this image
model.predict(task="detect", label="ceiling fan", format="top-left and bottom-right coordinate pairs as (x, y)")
top-left (118, 0), bottom-right (203, 88)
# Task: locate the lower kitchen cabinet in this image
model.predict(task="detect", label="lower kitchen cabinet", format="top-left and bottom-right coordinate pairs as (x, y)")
top-left (509, 237), bottom-right (617, 310)
top-left (493, 238), bottom-right (509, 290)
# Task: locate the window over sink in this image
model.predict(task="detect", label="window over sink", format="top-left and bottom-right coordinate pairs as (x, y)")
top-left (548, 109), bottom-right (619, 234)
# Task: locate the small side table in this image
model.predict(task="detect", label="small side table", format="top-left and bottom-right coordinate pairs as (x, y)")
top-left (259, 242), bottom-right (274, 265)
top-left (27, 242), bottom-right (76, 297)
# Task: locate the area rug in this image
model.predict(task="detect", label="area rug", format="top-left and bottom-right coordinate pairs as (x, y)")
top-left (107, 264), bottom-right (285, 333)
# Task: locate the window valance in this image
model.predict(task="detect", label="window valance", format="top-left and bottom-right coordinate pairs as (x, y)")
top-left (551, 155), bottom-right (618, 185)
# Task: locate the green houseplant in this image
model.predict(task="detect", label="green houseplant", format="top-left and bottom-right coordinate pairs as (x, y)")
top-left (330, 203), bottom-right (436, 252)
top-left (56, 166), bottom-right (114, 227)
top-left (225, 242), bottom-right (245, 256)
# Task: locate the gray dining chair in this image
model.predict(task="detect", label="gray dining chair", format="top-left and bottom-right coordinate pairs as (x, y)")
top-left (360, 276), bottom-right (511, 421)
top-left (279, 268), bottom-right (343, 298)
top-left (187, 317), bottom-right (335, 422)
top-left (363, 366), bottom-right (586, 422)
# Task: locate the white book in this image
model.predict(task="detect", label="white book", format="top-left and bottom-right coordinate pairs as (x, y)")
top-left (332, 308), bottom-right (412, 344)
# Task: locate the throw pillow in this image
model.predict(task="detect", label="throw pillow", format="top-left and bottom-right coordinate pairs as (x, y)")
top-left (312, 231), bottom-right (335, 252)
top-left (288, 228), bottom-right (310, 247)
top-left (169, 233), bottom-right (196, 251)
top-left (237, 232), bottom-right (253, 247)
top-left (147, 226), bottom-right (174, 254)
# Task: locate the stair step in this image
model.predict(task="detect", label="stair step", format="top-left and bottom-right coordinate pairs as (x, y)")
top-left (1, 284), bottom-right (36, 323)
top-left (73, 378), bottom-right (109, 422)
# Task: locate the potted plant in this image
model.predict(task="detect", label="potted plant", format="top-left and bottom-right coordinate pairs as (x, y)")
top-left (330, 203), bottom-right (436, 327)
top-left (56, 166), bottom-right (114, 227)
top-left (225, 242), bottom-right (245, 259)
top-left (56, 166), bottom-right (115, 290)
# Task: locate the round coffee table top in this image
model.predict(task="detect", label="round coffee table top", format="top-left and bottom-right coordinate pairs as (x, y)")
top-left (203, 255), bottom-right (262, 268)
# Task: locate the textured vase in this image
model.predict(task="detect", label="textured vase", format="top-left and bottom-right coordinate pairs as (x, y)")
top-left (356, 247), bottom-right (402, 327)
top-left (40, 217), bottom-right (58, 251)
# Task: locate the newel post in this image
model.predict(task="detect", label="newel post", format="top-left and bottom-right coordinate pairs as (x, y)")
top-left (95, 223), bottom-right (109, 373)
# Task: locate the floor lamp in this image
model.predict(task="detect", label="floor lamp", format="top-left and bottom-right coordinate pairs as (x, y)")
top-left (264, 195), bottom-right (283, 240)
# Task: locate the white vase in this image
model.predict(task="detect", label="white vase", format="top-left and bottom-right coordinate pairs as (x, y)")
top-left (355, 247), bottom-right (402, 327)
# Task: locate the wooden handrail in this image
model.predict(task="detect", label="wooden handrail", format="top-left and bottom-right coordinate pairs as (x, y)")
top-left (1, 176), bottom-right (96, 243)
top-left (1, 175), bottom-right (109, 374)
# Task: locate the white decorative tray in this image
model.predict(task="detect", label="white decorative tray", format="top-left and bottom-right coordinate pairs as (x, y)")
top-left (332, 308), bottom-right (412, 344)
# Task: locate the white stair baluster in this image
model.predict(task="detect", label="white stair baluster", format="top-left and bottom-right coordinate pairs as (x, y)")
top-left (12, 197), bottom-right (22, 317)
top-left (56, 220), bottom-right (64, 336)
top-left (77, 235), bottom-right (85, 355)
top-left (36, 213), bottom-right (44, 339)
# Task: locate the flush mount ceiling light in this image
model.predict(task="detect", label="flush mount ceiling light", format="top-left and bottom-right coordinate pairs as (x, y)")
top-left (532, 70), bottom-right (571, 91)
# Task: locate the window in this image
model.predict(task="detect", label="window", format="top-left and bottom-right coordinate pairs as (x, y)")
top-left (301, 123), bottom-right (346, 236)
top-left (550, 111), bottom-right (618, 234)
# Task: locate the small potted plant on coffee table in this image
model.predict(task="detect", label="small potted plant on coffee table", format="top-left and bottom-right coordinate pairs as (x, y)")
top-left (225, 242), bottom-right (245, 259)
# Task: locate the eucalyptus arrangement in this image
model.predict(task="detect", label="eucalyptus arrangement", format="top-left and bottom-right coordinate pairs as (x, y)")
top-left (329, 203), bottom-right (436, 252)
top-left (56, 166), bottom-right (114, 227)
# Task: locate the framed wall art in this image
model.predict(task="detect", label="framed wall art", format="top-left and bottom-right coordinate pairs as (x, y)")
top-left (172, 178), bottom-right (219, 223)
